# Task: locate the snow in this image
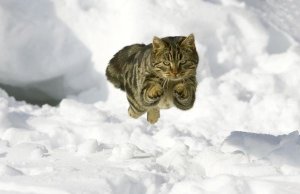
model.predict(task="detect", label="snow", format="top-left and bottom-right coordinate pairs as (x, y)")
top-left (0, 0), bottom-right (300, 193)
top-left (0, 0), bottom-right (107, 105)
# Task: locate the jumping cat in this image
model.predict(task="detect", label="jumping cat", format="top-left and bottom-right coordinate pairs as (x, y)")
top-left (106, 34), bottom-right (198, 124)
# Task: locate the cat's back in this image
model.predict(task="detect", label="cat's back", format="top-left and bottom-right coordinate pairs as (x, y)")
top-left (109, 44), bottom-right (146, 67)
top-left (106, 44), bottom-right (147, 90)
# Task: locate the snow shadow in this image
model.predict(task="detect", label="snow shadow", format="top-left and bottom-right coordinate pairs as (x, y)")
top-left (222, 131), bottom-right (300, 168)
top-left (0, 0), bottom-right (107, 106)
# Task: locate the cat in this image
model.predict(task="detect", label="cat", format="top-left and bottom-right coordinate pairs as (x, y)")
top-left (106, 34), bottom-right (199, 124)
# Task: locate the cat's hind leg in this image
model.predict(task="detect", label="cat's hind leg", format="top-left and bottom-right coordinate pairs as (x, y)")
top-left (128, 105), bottom-right (145, 119)
top-left (127, 95), bottom-right (146, 119)
top-left (147, 107), bottom-right (160, 124)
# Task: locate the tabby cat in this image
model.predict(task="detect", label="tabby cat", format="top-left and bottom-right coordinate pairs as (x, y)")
top-left (106, 34), bottom-right (198, 124)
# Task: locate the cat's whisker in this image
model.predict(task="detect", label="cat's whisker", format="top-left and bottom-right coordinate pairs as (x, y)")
top-left (162, 79), bottom-right (166, 89)
top-left (162, 78), bottom-right (169, 89)
top-left (166, 78), bottom-right (169, 89)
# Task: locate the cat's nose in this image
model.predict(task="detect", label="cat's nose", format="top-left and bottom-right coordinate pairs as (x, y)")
top-left (172, 70), bottom-right (178, 77)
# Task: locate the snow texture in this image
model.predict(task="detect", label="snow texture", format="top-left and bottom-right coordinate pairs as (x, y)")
top-left (0, 0), bottom-right (300, 193)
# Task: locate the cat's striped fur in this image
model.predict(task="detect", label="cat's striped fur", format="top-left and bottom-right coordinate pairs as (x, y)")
top-left (106, 34), bottom-right (198, 124)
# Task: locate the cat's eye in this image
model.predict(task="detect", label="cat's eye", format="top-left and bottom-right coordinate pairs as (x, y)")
top-left (163, 61), bottom-right (171, 66)
top-left (188, 64), bottom-right (196, 69)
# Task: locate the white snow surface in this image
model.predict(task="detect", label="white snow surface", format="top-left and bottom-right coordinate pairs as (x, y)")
top-left (1, 0), bottom-right (300, 193)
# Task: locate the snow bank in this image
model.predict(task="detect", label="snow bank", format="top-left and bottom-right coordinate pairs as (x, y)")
top-left (0, 0), bottom-right (107, 105)
top-left (0, 93), bottom-right (300, 194)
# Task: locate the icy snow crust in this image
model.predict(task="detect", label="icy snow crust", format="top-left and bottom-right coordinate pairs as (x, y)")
top-left (1, 0), bottom-right (300, 193)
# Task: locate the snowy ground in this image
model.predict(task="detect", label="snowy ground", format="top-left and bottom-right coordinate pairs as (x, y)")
top-left (1, 0), bottom-right (300, 193)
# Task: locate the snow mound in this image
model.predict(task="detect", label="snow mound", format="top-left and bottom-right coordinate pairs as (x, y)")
top-left (0, 0), bottom-right (107, 105)
top-left (222, 131), bottom-right (300, 170)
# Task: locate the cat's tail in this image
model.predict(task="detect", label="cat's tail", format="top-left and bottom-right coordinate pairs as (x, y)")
top-left (106, 62), bottom-right (125, 91)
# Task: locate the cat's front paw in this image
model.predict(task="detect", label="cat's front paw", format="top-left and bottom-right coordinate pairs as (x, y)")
top-left (173, 83), bottom-right (196, 110)
top-left (174, 83), bottom-right (188, 100)
top-left (147, 84), bottom-right (163, 102)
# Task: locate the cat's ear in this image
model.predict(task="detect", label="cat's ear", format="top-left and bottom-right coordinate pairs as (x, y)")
top-left (152, 36), bottom-right (166, 53)
top-left (181, 34), bottom-right (196, 50)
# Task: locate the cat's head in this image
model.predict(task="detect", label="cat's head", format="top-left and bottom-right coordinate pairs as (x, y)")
top-left (150, 34), bottom-right (198, 80)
